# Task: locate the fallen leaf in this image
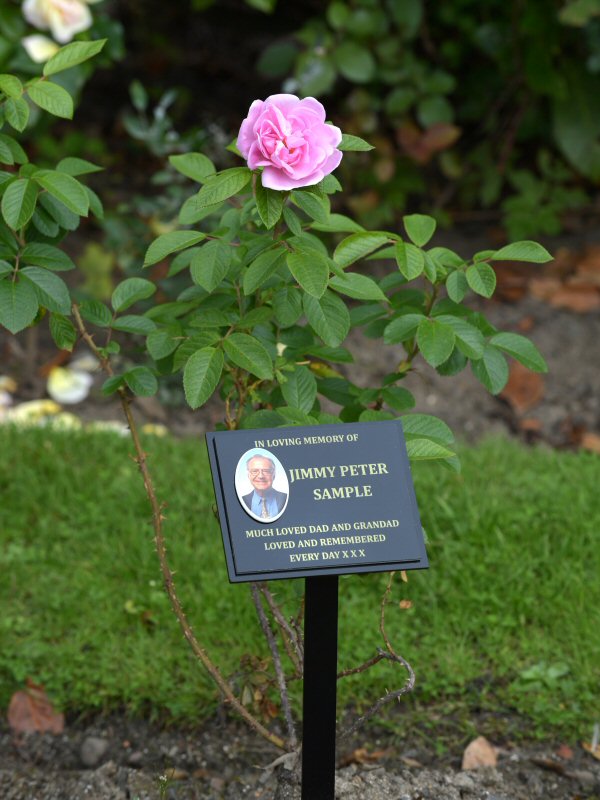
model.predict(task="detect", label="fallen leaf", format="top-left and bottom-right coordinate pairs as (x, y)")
top-left (400, 755), bottom-right (423, 768)
top-left (531, 757), bottom-right (567, 775)
top-left (8, 680), bottom-right (64, 735)
top-left (519, 417), bottom-right (543, 434)
top-left (399, 599), bottom-right (413, 609)
top-left (339, 747), bottom-right (392, 766)
top-left (164, 767), bottom-right (189, 781)
top-left (583, 741), bottom-right (600, 760)
top-left (493, 263), bottom-right (530, 302)
top-left (400, 570), bottom-right (408, 583)
top-left (529, 276), bottom-right (562, 302)
top-left (580, 432), bottom-right (600, 454)
top-left (462, 736), bottom-right (498, 770)
top-left (556, 744), bottom-right (574, 760)
top-left (500, 362), bottom-right (545, 414)
top-left (397, 121), bottom-right (460, 164)
top-left (547, 285), bottom-right (600, 313)
top-left (517, 316), bottom-right (535, 333)
top-left (574, 245), bottom-right (600, 285)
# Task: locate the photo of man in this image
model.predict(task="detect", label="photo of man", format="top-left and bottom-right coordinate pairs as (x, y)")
top-left (236, 450), bottom-right (289, 523)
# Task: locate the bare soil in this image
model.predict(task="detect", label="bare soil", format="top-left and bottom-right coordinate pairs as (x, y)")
top-left (2, 712), bottom-right (600, 800)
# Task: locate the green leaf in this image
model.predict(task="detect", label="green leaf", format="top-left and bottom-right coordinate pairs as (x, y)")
top-left (416, 318), bottom-right (456, 367)
top-left (384, 313), bottom-right (426, 344)
top-left (111, 277), bottom-right (156, 312)
top-left (179, 195), bottom-right (223, 225)
top-left (471, 344), bottom-right (509, 394)
top-left (283, 206), bottom-right (302, 236)
top-left (43, 39), bottom-right (107, 76)
top-left (334, 231), bottom-right (389, 267)
top-left (183, 346), bottom-right (224, 409)
top-left (401, 413), bottom-right (454, 444)
top-left (21, 243), bottom-right (75, 271)
top-left (491, 241), bottom-right (553, 263)
top-left (144, 230), bottom-right (206, 267)
top-left (0, 74), bottom-right (23, 98)
top-left (0, 278), bottom-right (38, 333)
top-left (396, 241), bottom-right (425, 280)
top-left (39, 192), bottom-right (79, 230)
top-left (194, 167), bottom-right (252, 208)
top-left (338, 133), bottom-right (375, 151)
top-left (0, 134), bottom-right (27, 165)
top-left (239, 409), bottom-right (286, 429)
top-left (446, 270), bottom-right (468, 303)
top-left (303, 291), bottom-right (350, 347)
top-left (0, 261), bottom-right (12, 278)
top-left (101, 375), bottom-right (125, 396)
top-left (21, 266), bottom-right (70, 314)
top-left (31, 208), bottom-right (59, 238)
top-left (147, 328), bottom-right (181, 360)
top-left (287, 249), bottom-right (329, 298)
top-left (243, 245), bottom-right (286, 295)
top-left (381, 386), bottom-right (415, 411)
top-left (79, 299), bottom-right (112, 327)
top-left (190, 240), bottom-right (232, 293)
top-left (123, 366), bottom-right (158, 397)
top-left (27, 80), bottom-right (73, 119)
top-left (273, 287), bottom-right (302, 327)
top-left (329, 272), bottom-right (387, 302)
top-left (291, 190), bottom-right (330, 223)
top-left (255, 181), bottom-right (284, 229)
top-left (404, 214), bottom-right (437, 247)
top-left (5, 98), bottom-right (29, 132)
top-left (466, 262), bottom-right (496, 298)
top-left (334, 41), bottom-right (376, 82)
top-left (111, 315), bottom-right (157, 334)
top-left (49, 312), bottom-right (76, 351)
top-left (1, 178), bottom-right (38, 230)
top-left (489, 332), bottom-right (548, 372)
top-left (435, 314), bottom-right (485, 360)
top-left (311, 214), bottom-right (365, 234)
top-left (223, 333), bottom-right (273, 379)
top-left (281, 365), bottom-right (317, 413)
top-left (169, 152), bottom-right (216, 182)
top-left (405, 438), bottom-right (455, 460)
top-left (57, 157), bottom-right (103, 176)
top-left (34, 170), bottom-right (89, 216)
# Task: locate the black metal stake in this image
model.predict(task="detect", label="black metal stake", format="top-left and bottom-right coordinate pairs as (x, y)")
top-left (301, 574), bottom-right (339, 800)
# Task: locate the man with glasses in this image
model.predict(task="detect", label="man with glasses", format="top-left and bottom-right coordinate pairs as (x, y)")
top-left (242, 453), bottom-right (287, 520)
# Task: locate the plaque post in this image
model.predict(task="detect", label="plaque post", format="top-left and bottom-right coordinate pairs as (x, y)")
top-left (301, 574), bottom-right (339, 800)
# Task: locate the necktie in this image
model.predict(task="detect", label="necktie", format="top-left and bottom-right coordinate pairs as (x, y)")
top-left (261, 497), bottom-right (269, 519)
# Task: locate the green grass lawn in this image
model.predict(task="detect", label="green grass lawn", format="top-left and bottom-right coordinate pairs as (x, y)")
top-left (1, 425), bottom-right (598, 740)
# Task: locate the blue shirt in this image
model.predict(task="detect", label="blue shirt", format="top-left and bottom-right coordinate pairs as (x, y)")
top-left (249, 489), bottom-right (280, 519)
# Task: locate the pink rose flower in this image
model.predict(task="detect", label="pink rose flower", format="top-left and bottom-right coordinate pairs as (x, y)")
top-left (238, 94), bottom-right (343, 191)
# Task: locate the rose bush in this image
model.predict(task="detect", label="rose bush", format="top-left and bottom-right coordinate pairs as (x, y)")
top-left (22, 0), bottom-right (101, 44)
top-left (237, 93), bottom-right (343, 190)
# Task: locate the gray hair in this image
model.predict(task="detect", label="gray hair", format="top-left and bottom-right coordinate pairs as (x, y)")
top-left (247, 454), bottom-right (275, 471)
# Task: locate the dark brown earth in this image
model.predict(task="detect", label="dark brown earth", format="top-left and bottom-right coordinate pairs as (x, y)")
top-left (2, 712), bottom-right (600, 800)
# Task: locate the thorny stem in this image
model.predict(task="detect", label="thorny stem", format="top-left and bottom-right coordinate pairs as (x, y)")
top-left (251, 583), bottom-right (298, 749)
top-left (72, 303), bottom-right (287, 752)
top-left (259, 583), bottom-right (303, 674)
top-left (338, 571), bottom-right (415, 740)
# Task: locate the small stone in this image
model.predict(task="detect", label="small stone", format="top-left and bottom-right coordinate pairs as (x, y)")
top-left (568, 769), bottom-right (598, 788)
top-left (80, 736), bottom-right (109, 768)
top-left (210, 776), bottom-right (225, 791)
top-left (127, 751), bottom-right (144, 767)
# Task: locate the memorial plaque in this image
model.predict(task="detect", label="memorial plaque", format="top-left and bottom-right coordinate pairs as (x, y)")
top-left (206, 420), bottom-right (427, 582)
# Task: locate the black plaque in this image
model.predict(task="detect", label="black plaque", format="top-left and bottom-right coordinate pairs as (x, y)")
top-left (206, 421), bottom-right (427, 582)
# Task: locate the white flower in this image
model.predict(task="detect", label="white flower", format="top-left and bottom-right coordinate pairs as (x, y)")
top-left (21, 34), bottom-right (60, 62)
top-left (22, 0), bottom-right (101, 44)
top-left (47, 366), bottom-right (94, 404)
